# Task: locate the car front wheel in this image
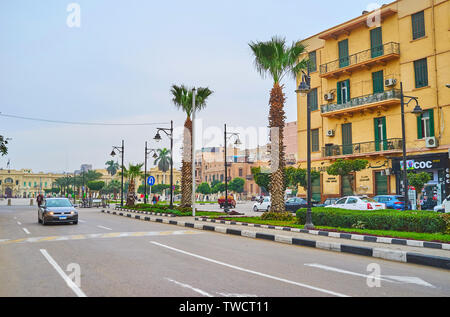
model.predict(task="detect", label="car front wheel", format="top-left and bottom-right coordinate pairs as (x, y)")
top-left (253, 206), bottom-right (258, 212)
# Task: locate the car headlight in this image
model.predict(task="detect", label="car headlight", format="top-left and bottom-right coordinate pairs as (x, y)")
top-left (70, 211), bottom-right (77, 215)
top-left (48, 211), bottom-right (54, 215)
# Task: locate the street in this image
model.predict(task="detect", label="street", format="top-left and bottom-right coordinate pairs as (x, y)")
top-left (1, 204), bottom-right (449, 297)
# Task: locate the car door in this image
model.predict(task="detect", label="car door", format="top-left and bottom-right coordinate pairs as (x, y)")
top-left (334, 197), bottom-right (348, 209)
top-left (345, 197), bottom-right (359, 210)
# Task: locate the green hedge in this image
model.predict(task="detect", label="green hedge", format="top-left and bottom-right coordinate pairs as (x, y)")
top-left (296, 207), bottom-right (448, 234)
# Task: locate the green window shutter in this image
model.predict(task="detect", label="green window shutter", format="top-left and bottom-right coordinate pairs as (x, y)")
top-left (308, 51), bottom-right (317, 72)
top-left (414, 58), bottom-right (428, 88)
top-left (370, 27), bottom-right (383, 58)
top-left (382, 117), bottom-right (387, 150)
top-left (417, 114), bottom-right (423, 139)
top-left (311, 129), bottom-right (319, 152)
top-left (428, 109), bottom-right (435, 137)
top-left (345, 79), bottom-right (350, 101)
top-left (308, 88), bottom-right (318, 111)
top-left (412, 11), bottom-right (425, 40)
top-left (372, 71), bottom-right (384, 94)
top-left (374, 118), bottom-right (380, 151)
top-left (342, 123), bottom-right (353, 155)
top-left (338, 40), bottom-right (349, 68)
top-left (337, 81), bottom-right (342, 104)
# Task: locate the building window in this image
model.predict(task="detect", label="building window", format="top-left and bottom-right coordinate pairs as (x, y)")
top-left (24, 182), bottom-right (26, 187)
top-left (338, 39), bottom-right (349, 68)
top-left (308, 51), bottom-right (317, 72)
top-left (370, 27), bottom-right (383, 58)
top-left (239, 168), bottom-right (243, 177)
top-left (337, 79), bottom-right (350, 104)
top-left (412, 11), bottom-right (425, 40)
top-left (307, 88), bottom-right (318, 111)
top-left (417, 109), bottom-right (435, 139)
top-left (374, 117), bottom-right (387, 151)
top-left (414, 58), bottom-right (428, 88)
top-left (372, 70), bottom-right (384, 94)
top-left (28, 182), bottom-right (31, 187)
top-left (311, 129), bottom-right (319, 152)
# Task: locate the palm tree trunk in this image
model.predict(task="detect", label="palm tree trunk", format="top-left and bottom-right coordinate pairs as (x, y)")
top-left (181, 117), bottom-right (193, 207)
top-left (269, 83), bottom-right (286, 212)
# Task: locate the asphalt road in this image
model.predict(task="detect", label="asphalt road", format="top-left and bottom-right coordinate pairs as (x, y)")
top-left (1, 205), bottom-right (449, 297)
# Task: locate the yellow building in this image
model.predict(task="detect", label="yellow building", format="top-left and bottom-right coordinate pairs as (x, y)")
top-left (296, 0), bottom-right (450, 206)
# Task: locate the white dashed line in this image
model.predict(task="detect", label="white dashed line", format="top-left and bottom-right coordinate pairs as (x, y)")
top-left (97, 225), bottom-right (112, 231)
top-left (22, 228), bottom-right (30, 235)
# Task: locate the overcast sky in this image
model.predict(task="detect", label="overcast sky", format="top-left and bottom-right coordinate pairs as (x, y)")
top-left (0, 0), bottom-right (382, 173)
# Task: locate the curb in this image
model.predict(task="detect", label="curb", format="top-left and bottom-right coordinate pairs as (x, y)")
top-left (102, 209), bottom-right (450, 270)
top-left (193, 217), bottom-right (450, 251)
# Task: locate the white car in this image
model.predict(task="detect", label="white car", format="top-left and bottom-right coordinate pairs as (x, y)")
top-left (434, 196), bottom-right (449, 213)
top-left (253, 197), bottom-right (271, 212)
top-left (325, 196), bottom-right (386, 210)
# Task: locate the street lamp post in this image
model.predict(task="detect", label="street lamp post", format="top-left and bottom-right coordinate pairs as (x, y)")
top-left (154, 121), bottom-right (174, 209)
top-left (223, 124), bottom-right (241, 213)
top-left (400, 82), bottom-right (423, 210)
top-left (111, 140), bottom-right (125, 207)
top-left (296, 67), bottom-right (315, 230)
top-left (144, 142), bottom-right (158, 204)
top-left (192, 88), bottom-right (197, 217)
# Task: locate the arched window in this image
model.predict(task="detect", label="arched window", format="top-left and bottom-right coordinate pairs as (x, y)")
top-left (4, 178), bottom-right (13, 184)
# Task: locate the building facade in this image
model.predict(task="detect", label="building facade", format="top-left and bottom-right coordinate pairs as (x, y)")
top-left (296, 0), bottom-right (450, 206)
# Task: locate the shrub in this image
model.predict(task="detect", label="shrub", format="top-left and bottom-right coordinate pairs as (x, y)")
top-left (296, 207), bottom-right (447, 234)
top-left (261, 212), bottom-right (294, 222)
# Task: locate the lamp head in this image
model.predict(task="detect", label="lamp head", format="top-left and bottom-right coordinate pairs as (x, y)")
top-left (411, 104), bottom-right (424, 116)
top-left (296, 77), bottom-right (311, 95)
top-left (110, 150), bottom-right (116, 157)
top-left (234, 138), bottom-right (242, 146)
top-left (154, 132), bottom-right (162, 142)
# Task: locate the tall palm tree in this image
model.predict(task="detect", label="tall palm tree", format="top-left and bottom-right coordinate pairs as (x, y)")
top-left (170, 85), bottom-right (213, 207)
top-left (105, 160), bottom-right (120, 176)
top-left (119, 163), bottom-right (144, 206)
top-left (249, 36), bottom-right (308, 212)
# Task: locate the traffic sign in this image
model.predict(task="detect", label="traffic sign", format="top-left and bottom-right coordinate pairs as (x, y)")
top-left (147, 176), bottom-right (155, 186)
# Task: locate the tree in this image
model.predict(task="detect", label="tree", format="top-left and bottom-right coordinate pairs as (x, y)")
top-left (0, 136), bottom-right (9, 156)
top-left (285, 166), bottom-right (320, 192)
top-left (154, 148), bottom-right (171, 198)
top-left (211, 182), bottom-right (225, 195)
top-left (196, 182), bottom-right (211, 195)
top-left (87, 181), bottom-right (105, 198)
top-left (171, 85), bottom-right (213, 207)
top-left (102, 180), bottom-right (121, 199)
top-left (408, 172), bottom-right (432, 210)
top-left (105, 160), bottom-right (120, 176)
top-left (251, 166), bottom-right (271, 194)
top-left (229, 177), bottom-right (245, 194)
top-left (326, 159), bottom-right (369, 195)
top-left (249, 36), bottom-right (308, 212)
top-left (119, 163), bottom-right (144, 206)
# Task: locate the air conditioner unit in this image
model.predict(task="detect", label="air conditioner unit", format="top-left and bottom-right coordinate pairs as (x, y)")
top-left (326, 129), bottom-right (335, 137)
top-left (385, 78), bottom-right (397, 87)
top-left (324, 93), bottom-right (335, 101)
top-left (425, 136), bottom-right (439, 148)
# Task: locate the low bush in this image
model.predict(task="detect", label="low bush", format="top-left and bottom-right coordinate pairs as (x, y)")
top-left (296, 207), bottom-right (448, 234)
top-left (261, 212), bottom-right (295, 222)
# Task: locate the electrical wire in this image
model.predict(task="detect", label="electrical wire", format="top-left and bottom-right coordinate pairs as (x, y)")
top-left (0, 112), bottom-right (168, 126)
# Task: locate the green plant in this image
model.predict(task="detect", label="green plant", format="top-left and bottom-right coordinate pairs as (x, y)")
top-left (352, 220), bottom-right (367, 230)
top-left (261, 211), bottom-right (294, 221)
top-left (407, 172), bottom-right (432, 210)
top-left (326, 159), bottom-right (369, 194)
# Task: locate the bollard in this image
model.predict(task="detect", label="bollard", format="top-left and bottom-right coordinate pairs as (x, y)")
top-left (8, 199), bottom-right (11, 206)
top-left (30, 199), bottom-right (34, 206)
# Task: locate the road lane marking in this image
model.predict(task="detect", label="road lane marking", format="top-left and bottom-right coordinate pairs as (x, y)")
top-left (165, 278), bottom-right (213, 297)
top-left (40, 249), bottom-right (87, 297)
top-left (78, 220), bottom-right (86, 223)
top-left (305, 264), bottom-right (435, 288)
top-left (0, 230), bottom-right (203, 245)
top-left (17, 221), bottom-right (22, 225)
top-left (97, 225), bottom-right (112, 231)
top-left (22, 228), bottom-right (30, 235)
top-left (150, 241), bottom-right (350, 297)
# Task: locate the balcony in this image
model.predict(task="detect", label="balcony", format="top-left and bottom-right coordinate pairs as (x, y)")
top-left (321, 89), bottom-right (401, 117)
top-left (322, 138), bottom-right (403, 158)
top-left (320, 42), bottom-right (400, 79)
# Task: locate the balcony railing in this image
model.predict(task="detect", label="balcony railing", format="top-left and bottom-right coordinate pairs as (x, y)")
top-left (322, 138), bottom-right (403, 157)
top-left (320, 42), bottom-right (400, 76)
top-left (321, 89), bottom-right (401, 115)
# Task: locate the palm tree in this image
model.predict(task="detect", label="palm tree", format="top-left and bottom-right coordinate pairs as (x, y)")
top-left (154, 148), bottom-right (171, 197)
top-left (170, 85), bottom-right (213, 207)
top-left (249, 36), bottom-right (308, 212)
top-left (119, 163), bottom-right (144, 206)
top-left (105, 160), bottom-right (120, 176)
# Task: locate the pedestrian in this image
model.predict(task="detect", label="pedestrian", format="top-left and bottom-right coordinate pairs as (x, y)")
top-left (36, 193), bottom-right (44, 207)
top-left (152, 195), bottom-right (157, 205)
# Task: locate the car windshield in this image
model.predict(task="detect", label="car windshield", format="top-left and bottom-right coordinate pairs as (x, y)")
top-left (45, 199), bottom-right (73, 208)
top-left (361, 197), bottom-right (377, 203)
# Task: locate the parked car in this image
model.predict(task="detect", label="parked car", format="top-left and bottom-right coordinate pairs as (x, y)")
top-left (285, 197), bottom-right (309, 212)
top-left (253, 197), bottom-right (271, 212)
top-left (373, 195), bottom-right (407, 211)
top-left (325, 196), bottom-right (386, 210)
top-left (434, 195), bottom-right (450, 213)
top-left (38, 198), bottom-right (79, 225)
top-left (315, 198), bottom-right (340, 207)
top-left (218, 195), bottom-right (236, 209)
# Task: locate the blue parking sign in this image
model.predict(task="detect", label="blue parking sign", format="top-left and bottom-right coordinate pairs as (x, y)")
top-left (147, 176), bottom-right (155, 186)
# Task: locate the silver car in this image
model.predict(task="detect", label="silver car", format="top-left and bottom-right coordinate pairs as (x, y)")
top-left (38, 198), bottom-right (79, 225)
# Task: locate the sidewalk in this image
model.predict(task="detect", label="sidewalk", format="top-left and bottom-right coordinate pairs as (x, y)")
top-left (102, 207), bottom-right (450, 270)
